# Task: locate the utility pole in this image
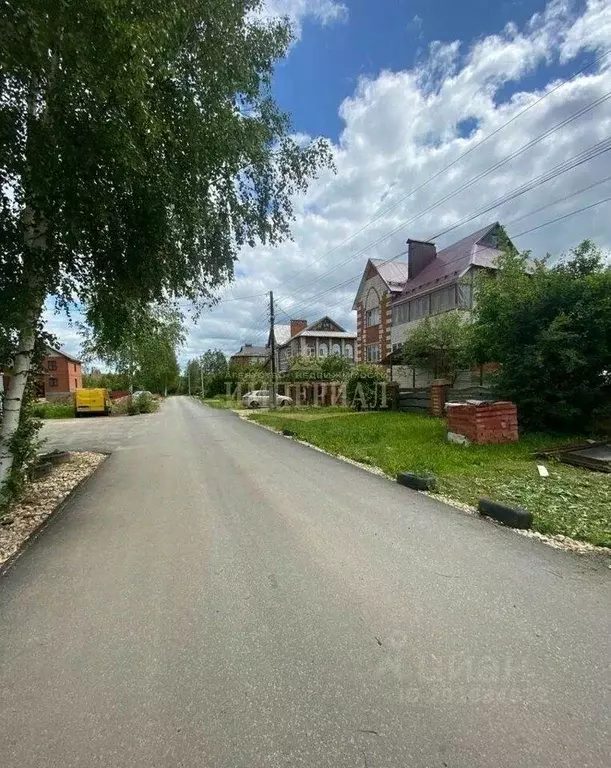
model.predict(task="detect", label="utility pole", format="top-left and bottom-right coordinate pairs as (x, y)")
top-left (269, 290), bottom-right (277, 409)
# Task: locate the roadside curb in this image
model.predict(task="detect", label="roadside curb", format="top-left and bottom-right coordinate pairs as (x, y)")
top-left (397, 472), bottom-right (437, 491)
top-left (478, 498), bottom-right (533, 529)
top-left (0, 453), bottom-right (110, 578)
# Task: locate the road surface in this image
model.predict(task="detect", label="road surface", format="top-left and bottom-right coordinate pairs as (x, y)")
top-left (1, 397), bottom-right (609, 767)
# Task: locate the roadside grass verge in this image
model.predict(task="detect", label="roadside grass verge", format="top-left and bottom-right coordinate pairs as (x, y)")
top-left (255, 406), bottom-right (354, 421)
top-left (197, 396), bottom-right (244, 410)
top-left (249, 410), bottom-right (611, 547)
top-left (31, 402), bottom-right (74, 419)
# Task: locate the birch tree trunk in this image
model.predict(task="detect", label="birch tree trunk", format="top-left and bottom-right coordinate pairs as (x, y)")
top-left (0, 308), bottom-right (39, 496)
top-left (0, 208), bottom-right (46, 498)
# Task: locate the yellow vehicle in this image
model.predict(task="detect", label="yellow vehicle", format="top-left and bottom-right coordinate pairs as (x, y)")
top-left (74, 388), bottom-right (112, 417)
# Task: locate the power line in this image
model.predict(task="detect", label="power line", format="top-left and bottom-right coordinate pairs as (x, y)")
top-left (512, 195), bottom-right (611, 237)
top-left (504, 174), bottom-right (611, 228)
top-left (276, 88), bottom-right (611, 299)
top-left (214, 290), bottom-right (268, 304)
top-left (428, 138), bottom-right (611, 241)
top-left (272, 48), bottom-right (611, 292)
top-left (276, 136), bottom-right (611, 318)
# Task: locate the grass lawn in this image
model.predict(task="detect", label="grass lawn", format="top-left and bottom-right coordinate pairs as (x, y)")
top-left (249, 410), bottom-right (611, 547)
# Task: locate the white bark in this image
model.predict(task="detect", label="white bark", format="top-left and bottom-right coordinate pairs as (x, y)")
top-left (0, 204), bottom-right (46, 497)
top-left (0, 313), bottom-right (37, 495)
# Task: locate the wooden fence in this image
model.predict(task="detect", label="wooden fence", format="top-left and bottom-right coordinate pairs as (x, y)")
top-left (445, 385), bottom-right (494, 403)
top-left (398, 387), bottom-right (431, 413)
top-left (397, 384), bottom-right (494, 414)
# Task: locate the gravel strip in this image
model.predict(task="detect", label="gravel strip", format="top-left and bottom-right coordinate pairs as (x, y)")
top-left (0, 452), bottom-right (106, 568)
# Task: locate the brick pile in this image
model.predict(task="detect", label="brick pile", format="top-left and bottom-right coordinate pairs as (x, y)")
top-left (446, 401), bottom-right (518, 444)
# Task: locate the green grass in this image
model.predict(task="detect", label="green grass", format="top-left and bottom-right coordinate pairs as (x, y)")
top-left (31, 402), bottom-right (74, 419)
top-left (249, 410), bottom-right (611, 547)
top-left (198, 396), bottom-right (244, 410)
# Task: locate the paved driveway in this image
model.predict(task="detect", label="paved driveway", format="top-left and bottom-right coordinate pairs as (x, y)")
top-left (1, 396), bottom-right (609, 768)
top-left (39, 411), bottom-right (160, 454)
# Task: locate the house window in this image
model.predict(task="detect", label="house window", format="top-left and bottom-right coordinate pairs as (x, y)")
top-left (332, 343), bottom-right (341, 356)
top-left (307, 346), bottom-right (316, 356)
top-left (392, 302), bottom-right (409, 325)
top-left (430, 286), bottom-right (456, 315)
top-left (318, 343), bottom-right (328, 357)
top-left (366, 343), bottom-right (381, 363)
top-left (49, 377), bottom-right (58, 387)
top-left (365, 307), bottom-right (380, 327)
top-left (457, 282), bottom-right (472, 309)
top-left (47, 359), bottom-right (57, 371)
top-left (409, 295), bottom-right (430, 321)
top-left (74, 363), bottom-right (77, 372)
top-left (344, 345), bottom-right (353, 359)
top-left (74, 378), bottom-right (78, 389)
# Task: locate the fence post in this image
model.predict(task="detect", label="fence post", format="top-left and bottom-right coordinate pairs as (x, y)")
top-left (430, 380), bottom-right (449, 417)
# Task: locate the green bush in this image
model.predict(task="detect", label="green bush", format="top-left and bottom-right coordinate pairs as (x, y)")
top-left (471, 241), bottom-right (611, 432)
top-left (346, 364), bottom-right (387, 410)
top-left (31, 402), bottom-right (74, 419)
top-left (127, 399), bottom-right (140, 416)
top-left (136, 393), bottom-right (156, 413)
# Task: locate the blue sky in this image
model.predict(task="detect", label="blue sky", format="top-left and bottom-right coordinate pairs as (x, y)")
top-left (274, 0), bottom-right (583, 141)
top-left (46, 0), bottom-right (611, 362)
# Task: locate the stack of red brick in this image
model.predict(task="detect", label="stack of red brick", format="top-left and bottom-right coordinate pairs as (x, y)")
top-left (446, 401), bottom-right (518, 444)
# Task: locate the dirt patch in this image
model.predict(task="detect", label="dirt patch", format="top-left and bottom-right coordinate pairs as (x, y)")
top-left (0, 452), bottom-right (106, 569)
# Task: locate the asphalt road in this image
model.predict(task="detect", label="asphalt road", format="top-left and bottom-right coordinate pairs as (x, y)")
top-left (1, 396), bottom-right (609, 768)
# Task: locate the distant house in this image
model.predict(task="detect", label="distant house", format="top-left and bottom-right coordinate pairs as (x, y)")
top-left (275, 317), bottom-right (356, 373)
top-left (42, 347), bottom-right (83, 398)
top-left (230, 343), bottom-right (270, 367)
top-left (352, 222), bottom-right (513, 385)
top-left (1, 346), bottom-right (83, 401)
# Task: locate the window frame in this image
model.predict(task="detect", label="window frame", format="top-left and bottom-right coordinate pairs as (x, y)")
top-left (366, 343), bottom-right (381, 363)
top-left (365, 306), bottom-right (381, 327)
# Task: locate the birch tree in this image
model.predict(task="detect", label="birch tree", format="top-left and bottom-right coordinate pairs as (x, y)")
top-left (0, 0), bottom-right (331, 496)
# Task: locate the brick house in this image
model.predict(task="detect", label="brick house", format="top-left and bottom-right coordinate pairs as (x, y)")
top-left (352, 222), bottom-right (512, 386)
top-left (272, 317), bottom-right (356, 373)
top-left (1, 346), bottom-right (83, 401)
top-left (42, 347), bottom-right (83, 398)
top-left (230, 344), bottom-right (270, 367)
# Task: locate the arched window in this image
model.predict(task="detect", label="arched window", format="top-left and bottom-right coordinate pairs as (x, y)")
top-left (332, 343), bottom-right (341, 356)
top-left (365, 287), bottom-right (381, 327)
top-left (344, 344), bottom-right (353, 359)
top-left (318, 343), bottom-right (328, 357)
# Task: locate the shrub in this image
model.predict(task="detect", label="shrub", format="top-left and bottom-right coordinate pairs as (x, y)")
top-left (136, 393), bottom-right (156, 413)
top-left (126, 399), bottom-right (140, 416)
top-left (471, 241), bottom-right (611, 432)
top-left (347, 364), bottom-right (387, 410)
top-left (31, 402), bottom-right (74, 419)
top-left (402, 311), bottom-right (474, 382)
top-left (321, 354), bottom-right (352, 380)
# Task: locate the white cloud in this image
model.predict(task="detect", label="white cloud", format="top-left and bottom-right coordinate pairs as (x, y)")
top-left (48, 0), bottom-right (611, 365)
top-left (261, 0), bottom-right (348, 38)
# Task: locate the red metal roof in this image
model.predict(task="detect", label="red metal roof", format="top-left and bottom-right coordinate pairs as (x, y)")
top-left (397, 222), bottom-right (502, 302)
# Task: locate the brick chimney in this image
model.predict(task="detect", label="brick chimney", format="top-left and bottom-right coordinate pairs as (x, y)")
top-left (407, 239), bottom-right (436, 280)
top-left (290, 319), bottom-right (308, 337)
